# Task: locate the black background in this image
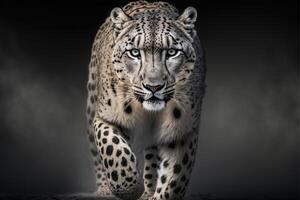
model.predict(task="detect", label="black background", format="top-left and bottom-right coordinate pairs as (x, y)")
top-left (0, 0), bottom-right (298, 199)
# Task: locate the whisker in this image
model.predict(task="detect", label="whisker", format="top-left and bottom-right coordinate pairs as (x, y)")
top-left (162, 90), bottom-right (174, 95)
top-left (133, 87), bottom-right (143, 91)
top-left (165, 84), bottom-right (175, 89)
top-left (133, 88), bottom-right (145, 93)
top-left (164, 87), bottom-right (175, 92)
top-left (134, 91), bottom-right (145, 95)
top-left (133, 85), bottom-right (143, 90)
top-left (162, 89), bottom-right (174, 94)
top-left (133, 89), bottom-right (144, 93)
top-left (134, 91), bottom-right (145, 96)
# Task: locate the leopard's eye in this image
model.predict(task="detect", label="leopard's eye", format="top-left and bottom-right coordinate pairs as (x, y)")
top-left (128, 49), bottom-right (141, 58)
top-left (166, 49), bottom-right (179, 57)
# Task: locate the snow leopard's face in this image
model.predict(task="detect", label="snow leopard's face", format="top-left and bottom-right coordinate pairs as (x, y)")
top-left (111, 7), bottom-right (197, 111)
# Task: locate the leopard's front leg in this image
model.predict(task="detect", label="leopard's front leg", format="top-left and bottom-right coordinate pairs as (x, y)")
top-left (139, 147), bottom-right (159, 200)
top-left (93, 116), bottom-right (144, 200)
top-left (151, 132), bottom-right (198, 200)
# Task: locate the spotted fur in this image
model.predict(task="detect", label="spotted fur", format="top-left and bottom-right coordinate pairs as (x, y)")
top-left (86, 1), bottom-right (206, 200)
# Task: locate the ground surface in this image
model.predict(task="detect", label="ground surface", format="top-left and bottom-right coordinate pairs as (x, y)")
top-left (0, 193), bottom-right (213, 200)
top-left (0, 193), bottom-right (296, 200)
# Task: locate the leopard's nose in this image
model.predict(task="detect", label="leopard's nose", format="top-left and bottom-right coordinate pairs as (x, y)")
top-left (142, 83), bottom-right (165, 93)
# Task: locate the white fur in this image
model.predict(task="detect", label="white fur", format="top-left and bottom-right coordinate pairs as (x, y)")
top-left (142, 100), bottom-right (165, 111)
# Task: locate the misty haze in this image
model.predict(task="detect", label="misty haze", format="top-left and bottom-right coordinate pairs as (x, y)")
top-left (0, 1), bottom-right (298, 200)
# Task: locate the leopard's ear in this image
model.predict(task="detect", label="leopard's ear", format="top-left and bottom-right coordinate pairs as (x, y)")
top-left (110, 7), bottom-right (132, 33)
top-left (176, 7), bottom-right (197, 39)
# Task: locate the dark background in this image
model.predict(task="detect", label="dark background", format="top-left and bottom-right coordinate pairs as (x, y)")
top-left (0, 0), bottom-right (298, 199)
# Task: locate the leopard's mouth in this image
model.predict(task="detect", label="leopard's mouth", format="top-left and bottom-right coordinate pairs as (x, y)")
top-left (133, 88), bottom-right (174, 111)
top-left (142, 97), bottom-right (166, 111)
top-left (146, 96), bottom-right (162, 102)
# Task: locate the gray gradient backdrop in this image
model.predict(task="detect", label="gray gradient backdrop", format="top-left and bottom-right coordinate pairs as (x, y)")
top-left (0, 1), bottom-right (298, 199)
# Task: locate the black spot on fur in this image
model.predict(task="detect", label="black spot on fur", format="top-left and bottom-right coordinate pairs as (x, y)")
top-left (157, 187), bottom-right (161, 193)
top-left (112, 136), bottom-right (119, 144)
top-left (97, 131), bottom-right (101, 139)
top-left (121, 157), bottom-right (127, 167)
top-left (170, 180), bottom-right (176, 188)
top-left (90, 96), bottom-right (94, 104)
top-left (111, 170), bottom-right (118, 181)
top-left (173, 107), bottom-right (181, 119)
top-left (191, 149), bottom-right (195, 155)
top-left (145, 154), bottom-right (153, 160)
top-left (102, 138), bottom-right (107, 144)
top-left (161, 175), bottom-right (166, 183)
top-left (130, 154), bottom-right (135, 162)
top-left (174, 164), bottom-right (182, 174)
top-left (124, 147), bottom-right (130, 155)
top-left (151, 163), bottom-right (157, 168)
top-left (163, 160), bottom-right (169, 167)
top-left (104, 159), bottom-right (108, 168)
top-left (185, 179), bottom-right (190, 187)
top-left (124, 105), bottom-right (132, 114)
top-left (90, 148), bottom-right (98, 156)
top-left (168, 141), bottom-right (176, 149)
top-left (91, 84), bottom-right (95, 91)
top-left (90, 111), bottom-right (95, 118)
top-left (111, 83), bottom-right (117, 95)
top-left (165, 192), bottom-right (169, 199)
top-left (187, 161), bottom-right (193, 169)
top-left (103, 131), bottom-right (109, 136)
top-left (182, 153), bottom-right (189, 165)
top-left (125, 177), bottom-right (133, 182)
top-left (108, 159), bottom-right (114, 166)
top-left (116, 150), bottom-right (122, 157)
top-left (189, 142), bottom-right (193, 149)
top-left (156, 155), bottom-right (162, 161)
top-left (107, 99), bottom-right (111, 106)
top-left (89, 134), bottom-right (95, 142)
top-left (106, 145), bottom-right (113, 156)
top-left (145, 174), bottom-right (152, 179)
top-left (174, 187), bottom-right (181, 194)
top-left (181, 175), bottom-right (186, 182)
top-left (121, 169), bottom-right (126, 177)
